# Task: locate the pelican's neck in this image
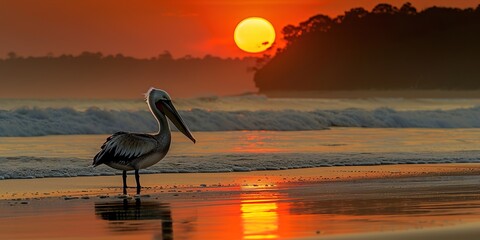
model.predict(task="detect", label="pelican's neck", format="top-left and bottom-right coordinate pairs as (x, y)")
top-left (148, 101), bottom-right (171, 139)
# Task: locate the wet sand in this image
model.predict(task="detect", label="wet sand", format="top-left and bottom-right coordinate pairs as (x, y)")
top-left (1, 164), bottom-right (480, 239)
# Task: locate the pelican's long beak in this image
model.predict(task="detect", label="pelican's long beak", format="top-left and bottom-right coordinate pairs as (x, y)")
top-left (158, 100), bottom-right (196, 143)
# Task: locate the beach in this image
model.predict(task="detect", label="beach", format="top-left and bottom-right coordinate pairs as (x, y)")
top-left (1, 164), bottom-right (480, 239)
top-left (2, 97), bottom-right (480, 239)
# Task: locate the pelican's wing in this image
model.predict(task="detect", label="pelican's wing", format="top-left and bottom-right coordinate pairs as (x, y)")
top-left (93, 132), bottom-right (158, 167)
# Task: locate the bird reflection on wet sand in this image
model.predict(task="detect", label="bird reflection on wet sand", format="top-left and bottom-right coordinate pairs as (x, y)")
top-left (94, 199), bottom-right (173, 240)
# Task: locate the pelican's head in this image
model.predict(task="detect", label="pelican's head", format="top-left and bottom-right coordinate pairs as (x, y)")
top-left (146, 88), bottom-right (196, 143)
top-left (145, 87), bottom-right (171, 102)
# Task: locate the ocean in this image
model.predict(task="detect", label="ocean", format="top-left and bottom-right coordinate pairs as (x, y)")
top-left (1, 96), bottom-right (480, 179)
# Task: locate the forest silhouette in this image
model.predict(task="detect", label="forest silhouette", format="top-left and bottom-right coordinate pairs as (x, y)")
top-left (0, 52), bottom-right (256, 98)
top-left (254, 3), bottom-right (480, 93)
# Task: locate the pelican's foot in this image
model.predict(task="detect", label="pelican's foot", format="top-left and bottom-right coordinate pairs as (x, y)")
top-left (133, 194), bottom-right (151, 199)
top-left (117, 194), bottom-right (131, 199)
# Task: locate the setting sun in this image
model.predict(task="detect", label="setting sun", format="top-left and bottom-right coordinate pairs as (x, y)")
top-left (234, 17), bottom-right (276, 53)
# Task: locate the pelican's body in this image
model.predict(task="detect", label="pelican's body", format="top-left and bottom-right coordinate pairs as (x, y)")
top-left (97, 132), bottom-right (170, 171)
top-left (93, 88), bottom-right (196, 194)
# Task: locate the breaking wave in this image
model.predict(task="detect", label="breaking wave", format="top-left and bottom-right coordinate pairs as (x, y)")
top-left (1, 151), bottom-right (480, 180)
top-left (2, 107), bottom-right (480, 136)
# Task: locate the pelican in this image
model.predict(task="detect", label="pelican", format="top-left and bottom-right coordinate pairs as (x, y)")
top-left (93, 88), bottom-right (196, 195)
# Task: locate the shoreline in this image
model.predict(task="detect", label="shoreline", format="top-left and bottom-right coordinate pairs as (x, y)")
top-left (1, 163), bottom-right (480, 239)
top-left (1, 163), bottom-right (480, 200)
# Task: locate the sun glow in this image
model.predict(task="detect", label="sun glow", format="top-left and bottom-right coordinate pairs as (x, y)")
top-left (234, 17), bottom-right (276, 53)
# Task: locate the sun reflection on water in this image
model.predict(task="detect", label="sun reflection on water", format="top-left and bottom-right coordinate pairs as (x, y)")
top-left (233, 131), bottom-right (284, 153)
top-left (241, 199), bottom-right (279, 239)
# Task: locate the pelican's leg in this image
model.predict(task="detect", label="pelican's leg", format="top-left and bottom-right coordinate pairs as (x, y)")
top-left (122, 170), bottom-right (127, 195)
top-left (135, 169), bottom-right (141, 194)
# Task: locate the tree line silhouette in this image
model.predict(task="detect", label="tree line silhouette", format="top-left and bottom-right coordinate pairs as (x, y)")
top-left (254, 3), bottom-right (480, 93)
top-left (0, 52), bottom-right (256, 98)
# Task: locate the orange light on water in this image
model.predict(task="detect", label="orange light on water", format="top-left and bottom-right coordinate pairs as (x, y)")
top-left (241, 199), bottom-right (279, 239)
top-left (232, 132), bottom-right (283, 153)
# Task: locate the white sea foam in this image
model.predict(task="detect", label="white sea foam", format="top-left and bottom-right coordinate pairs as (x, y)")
top-left (2, 107), bottom-right (480, 136)
top-left (1, 151), bottom-right (479, 180)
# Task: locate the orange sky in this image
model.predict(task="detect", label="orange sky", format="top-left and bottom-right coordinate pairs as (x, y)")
top-left (1, 0), bottom-right (479, 58)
